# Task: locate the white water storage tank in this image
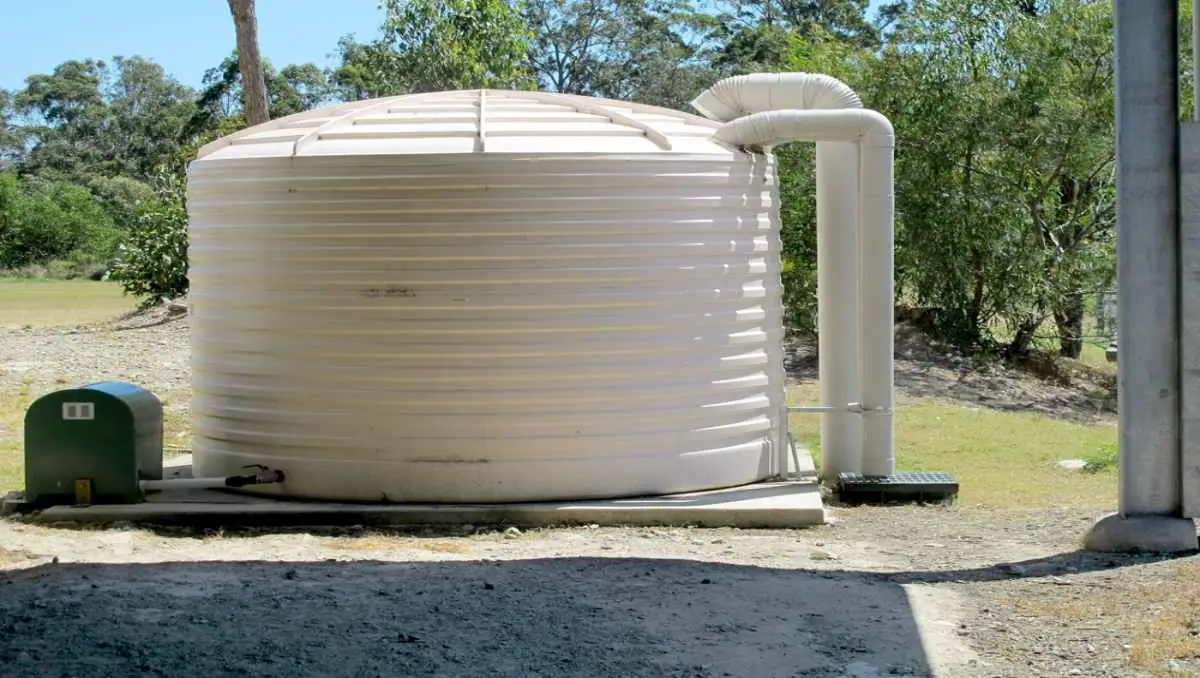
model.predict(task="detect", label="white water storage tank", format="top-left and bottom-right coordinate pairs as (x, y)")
top-left (188, 89), bottom-right (786, 503)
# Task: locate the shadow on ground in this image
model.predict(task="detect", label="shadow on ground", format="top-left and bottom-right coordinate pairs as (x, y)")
top-left (0, 557), bottom-right (939, 678)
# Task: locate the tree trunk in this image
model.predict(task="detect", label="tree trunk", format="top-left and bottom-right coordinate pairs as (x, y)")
top-left (227, 0), bottom-right (270, 126)
top-left (1053, 292), bottom-right (1085, 358)
top-left (1007, 315), bottom-right (1039, 357)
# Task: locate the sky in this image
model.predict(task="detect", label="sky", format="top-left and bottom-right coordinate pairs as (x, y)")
top-left (0, 0), bottom-right (384, 92)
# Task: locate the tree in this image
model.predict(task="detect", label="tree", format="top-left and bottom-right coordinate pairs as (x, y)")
top-left (524, 0), bottom-right (613, 95)
top-left (865, 0), bottom-right (1115, 355)
top-left (271, 63), bottom-right (331, 116)
top-left (713, 0), bottom-right (879, 49)
top-left (343, 0), bottom-right (536, 96)
top-left (328, 36), bottom-right (390, 101)
top-left (13, 57), bottom-right (194, 183)
top-left (14, 60), bottom-right (109, 180)
top-left (227, 0), bottom-right (269, 125)
top-left (524, 0), bottom-right (720, 108)
top-left (708, 20), bottom-right (794, 72)
top-left (103, 56), bottom-right (197, 180)
top-left (999, 0), bottom-right (1115, 357)
top-left (187, 52), bottom-right (329, 137)
top-left (84, 174), bottom-right (156, 231)
top-left (0, 90), bottom-right (25, 166)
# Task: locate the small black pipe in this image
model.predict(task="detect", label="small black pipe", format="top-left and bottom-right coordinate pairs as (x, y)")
top-left (225, 469), bottom-right (286, 488)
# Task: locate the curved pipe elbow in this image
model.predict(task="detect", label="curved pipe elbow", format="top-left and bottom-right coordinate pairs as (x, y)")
top-left (712, 109), bottom-right (894, 150)
top-left (691, 72), bottom-right (863, 122)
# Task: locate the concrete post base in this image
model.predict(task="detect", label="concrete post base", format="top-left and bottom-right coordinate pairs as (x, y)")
top-left (1084, 512), bottom-right (1198, 553)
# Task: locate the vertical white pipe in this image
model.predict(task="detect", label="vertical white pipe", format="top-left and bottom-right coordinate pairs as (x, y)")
top-left (766, 154), bottom-right (790, 479)
top-left (817, 142), bottom-right (862, 479)
top-left (1114, 0), bottom-right (1181, 516)
top-left (859, 132), bottom-right (896, 477)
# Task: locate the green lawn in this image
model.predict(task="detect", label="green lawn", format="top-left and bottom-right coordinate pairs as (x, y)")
top-left (0, 383), bottom-right (1124, 507)
top-left (1, 385), bottom-right (1121, 507)
top-left (0, 278), bottom-right (136, 328)
top-left (788, 382), bottom-right (1118, 509)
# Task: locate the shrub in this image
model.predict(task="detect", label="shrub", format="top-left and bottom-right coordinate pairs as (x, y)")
top-left (1083, 440), bottom-right (1118, 473)
top-left (108, 172), bottom-right (188, 305)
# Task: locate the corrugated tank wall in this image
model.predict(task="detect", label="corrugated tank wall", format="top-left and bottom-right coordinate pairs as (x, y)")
top-left (188, 154), bottom-right (785, 502)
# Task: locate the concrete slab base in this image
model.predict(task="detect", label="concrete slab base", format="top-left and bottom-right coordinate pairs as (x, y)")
top-left (1084, 512), bottom-right (1199, 553)
top-left (14, 450), bottom-right (825, 529)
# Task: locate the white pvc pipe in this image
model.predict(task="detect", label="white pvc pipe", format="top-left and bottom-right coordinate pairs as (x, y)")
top-left (693, 73), bottom-right (872, 482)
top-left (817, 141), bottom-right (862, 477)
top-left (859, 132), bottom-right (896, 476)
top-left (140, 469), bottom-right (287, 492)
top-left (141, 477), bottom-right (231, 491)
top-left (701, 102), bottom-right (896, 480)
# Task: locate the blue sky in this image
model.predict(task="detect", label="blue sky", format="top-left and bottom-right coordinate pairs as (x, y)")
top-left (0, 0), bottom-right (888, 93)
top-left (0, 0), bottom-right (383, 91)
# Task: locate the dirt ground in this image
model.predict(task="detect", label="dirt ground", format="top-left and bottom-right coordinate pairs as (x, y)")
top-left (1, 307), bottom-right (1197, 678)
top-left (1, 508), bottom-right (1194, 677)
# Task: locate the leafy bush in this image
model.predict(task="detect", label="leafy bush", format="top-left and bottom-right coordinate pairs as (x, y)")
top-left (0, 172), bottom-right (121, 271)
top-left (108, 172), bottom-right (188, 305)
top-left (84, 175), bottom-right (156, 231)
top-left (1083, 440), bottom-right (1118, 473)
top-left (776, 143), bottom-right (818, 336)
top-left (46, 181), bottom-right (124, 264)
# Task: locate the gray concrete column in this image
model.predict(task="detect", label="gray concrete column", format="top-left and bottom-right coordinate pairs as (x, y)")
top-left (1086, 0), bottom-right (1197, 552)
top-left (1179, 123), bottom-right (1200, 518)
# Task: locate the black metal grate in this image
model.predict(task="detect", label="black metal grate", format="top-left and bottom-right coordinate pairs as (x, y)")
top-left (837, 471), bottom-right (959, 505)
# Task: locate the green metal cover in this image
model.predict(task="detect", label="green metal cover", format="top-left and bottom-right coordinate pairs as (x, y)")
top-left (24, 382), bottom-right (163, 505)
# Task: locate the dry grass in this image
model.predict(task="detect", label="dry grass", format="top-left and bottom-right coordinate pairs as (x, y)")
top-left (1000, 562), bottom-right (1200, 677)
top-left (328, 536), bottom-right (467, 553)
top-left (1075, 340), bottom-right (1116, 374)
top-left (0, 547), bottom-right (33, 564)
top-left (0, 278), bottom-right (135, 328)
top-left (158, 392), bottom-right (193, 453)
top-left (788, 383), bottom-right (1119, 509)
top-left (0, 380), bottom-right (36, 494)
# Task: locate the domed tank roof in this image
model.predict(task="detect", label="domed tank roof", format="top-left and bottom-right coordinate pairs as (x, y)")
top-left (194, 89), bottom-right (730, 161)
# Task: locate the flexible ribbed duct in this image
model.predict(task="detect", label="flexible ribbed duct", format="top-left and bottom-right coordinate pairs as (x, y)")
top-left (691, 73), bottom-right (863, 122)
top-left (691, 73), bottom-right (895, 480)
